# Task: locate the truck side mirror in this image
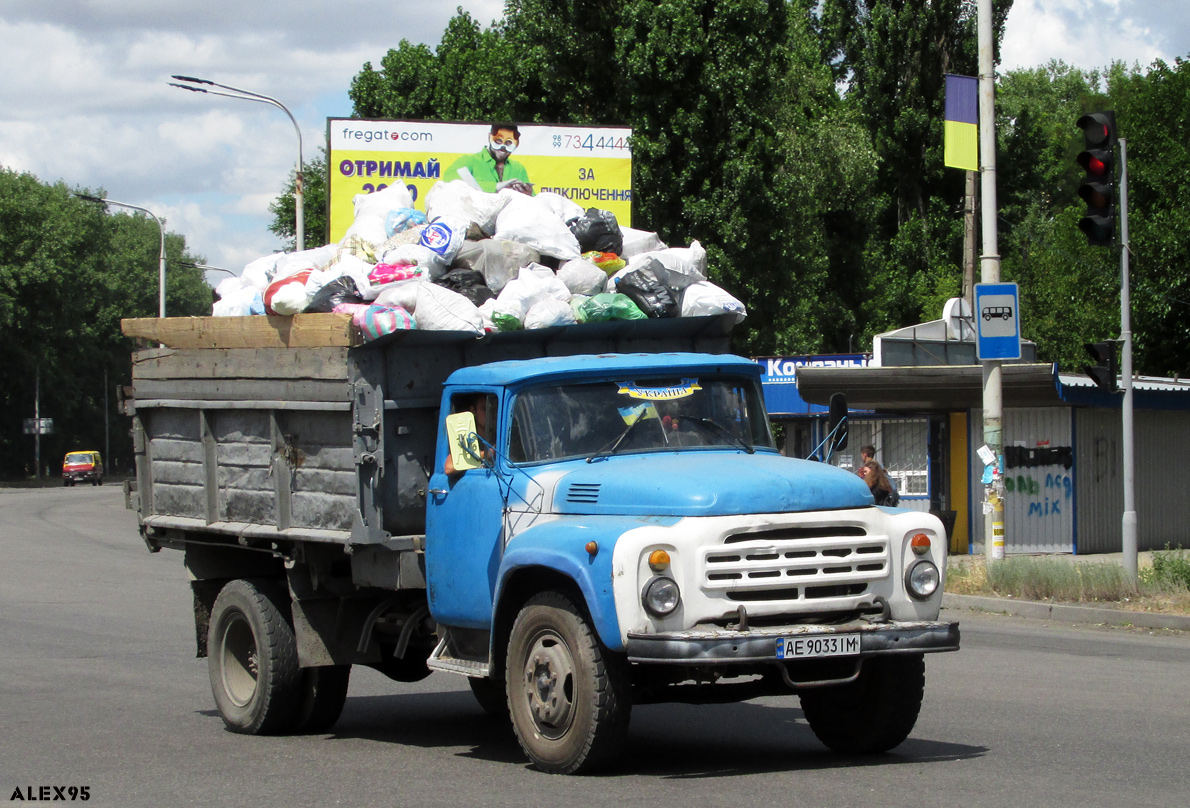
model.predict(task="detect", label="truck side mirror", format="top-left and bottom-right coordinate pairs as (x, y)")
top-left (827, 393), bottom-right (849, 454)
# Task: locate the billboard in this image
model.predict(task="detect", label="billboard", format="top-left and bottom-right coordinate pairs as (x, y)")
top-left (327, 119), bottom-right (633, 243)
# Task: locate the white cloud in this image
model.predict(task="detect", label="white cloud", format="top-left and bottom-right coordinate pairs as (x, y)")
top-left (1000, 0), bottom-right (1178, 72)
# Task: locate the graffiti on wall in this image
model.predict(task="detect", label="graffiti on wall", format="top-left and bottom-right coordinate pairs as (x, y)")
top-left (1004, 444), bottom-right (1073, 519)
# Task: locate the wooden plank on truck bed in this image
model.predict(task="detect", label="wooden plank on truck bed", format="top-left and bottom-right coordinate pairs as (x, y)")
top-left (132, 348), bottom-right (351, 381)
top-left (121, 314), bottom-right (362, 349)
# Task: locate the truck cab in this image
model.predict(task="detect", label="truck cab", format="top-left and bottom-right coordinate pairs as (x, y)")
top-left (424, 353), bottom-right (957, 772)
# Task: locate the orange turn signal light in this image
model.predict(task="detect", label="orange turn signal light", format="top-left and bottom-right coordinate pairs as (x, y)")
top-left (648, 549), bottom-right (671, 571)
top-left (910, 533), bottom-right (932, 555)
top-left (585, 541), bottom-right (599, 556)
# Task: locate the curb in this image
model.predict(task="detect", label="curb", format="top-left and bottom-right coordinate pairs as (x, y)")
top-left (942, 593), bottom-right (1190, 632)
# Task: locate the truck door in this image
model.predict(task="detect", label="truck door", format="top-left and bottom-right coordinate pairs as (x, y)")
top-left (424, 391), bottom-right (506, 629)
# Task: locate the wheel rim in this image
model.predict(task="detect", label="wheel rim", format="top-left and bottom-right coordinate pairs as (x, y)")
top-left (520, 629), bottom-right (575, 739)
top-left (219, 612), bottom-right (259, 708)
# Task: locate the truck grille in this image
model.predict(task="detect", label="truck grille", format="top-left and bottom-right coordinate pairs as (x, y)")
top-left (702, 525), bottom-right (889, 603)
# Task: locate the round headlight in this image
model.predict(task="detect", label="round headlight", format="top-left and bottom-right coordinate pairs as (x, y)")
top-left (905, 560), bottom-right (940, 599)
top-left (642, 577), bottom-right (681, 617)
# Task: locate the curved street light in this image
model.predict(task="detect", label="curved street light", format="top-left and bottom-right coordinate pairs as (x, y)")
top-left (169, 75), bottom-right (304, 251)
top-left (75, 193), bottom-right (167, 319)
top-left (176, 261), bottom-right (237, 285)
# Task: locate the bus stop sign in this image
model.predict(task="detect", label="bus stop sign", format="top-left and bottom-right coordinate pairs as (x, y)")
top-left (974, 282), bottom-right (1021, 360)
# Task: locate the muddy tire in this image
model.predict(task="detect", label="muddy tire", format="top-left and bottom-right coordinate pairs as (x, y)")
top-left (506, 592), bottom-right (631, 774)
top-left (207, 579), bottom-right (302, 735)
top-left (294, 665), bottom-right (350, 733)
top-left (799, 653), bottom-right (925, 754)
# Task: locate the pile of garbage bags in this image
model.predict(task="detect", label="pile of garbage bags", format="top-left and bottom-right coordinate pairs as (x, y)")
top-left (213, 180), bottom-right (746, 342)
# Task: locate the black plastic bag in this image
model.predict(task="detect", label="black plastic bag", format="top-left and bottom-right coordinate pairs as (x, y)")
top-left (306, 275), bottom-right (364, 313)
top-left (435, 267), bottom-right (495, 306)
top-left (567, 208), bottom-right (623, 255)
top-left (616, 259), bottom-right (701, 319)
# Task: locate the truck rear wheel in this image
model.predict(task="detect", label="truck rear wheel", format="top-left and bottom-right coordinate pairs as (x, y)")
top-left (506, 592), bottom-right (631, 774)
top-left (207, 579), bottom-right (302, 735)
top-left (798, 653), bottom-right (925, 754)
top-left (294, 665), bottom-right (350, 733)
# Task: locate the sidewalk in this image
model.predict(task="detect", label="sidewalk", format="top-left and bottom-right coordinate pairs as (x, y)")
top-left (942, 592), bottom-right (1190, 632)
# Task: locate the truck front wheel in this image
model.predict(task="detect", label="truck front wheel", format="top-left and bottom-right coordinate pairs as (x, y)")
top-left (798, 653), bottom-right (926, 754)
top-left (207, 579), bottom-right (302, 735)
top-left (506, 592), bottom-right (631, 774)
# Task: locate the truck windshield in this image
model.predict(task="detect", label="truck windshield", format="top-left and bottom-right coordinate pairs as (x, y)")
top-left (508, 376), bottom-right (775, 464)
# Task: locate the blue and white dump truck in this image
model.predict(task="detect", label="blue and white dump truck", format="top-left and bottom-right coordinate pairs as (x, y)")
top-left (122, 313), bottom-right (959, 774)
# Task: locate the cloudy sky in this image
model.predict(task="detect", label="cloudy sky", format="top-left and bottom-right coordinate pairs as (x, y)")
top-left (2, 1), bottom-right (1186, 283)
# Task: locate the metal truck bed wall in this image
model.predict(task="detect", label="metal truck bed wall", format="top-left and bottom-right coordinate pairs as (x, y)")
top-left (129, 316), bottom-right (735, 549)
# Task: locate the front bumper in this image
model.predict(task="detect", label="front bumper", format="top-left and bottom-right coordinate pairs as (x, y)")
top-left (625, 620), bottom-right (959, 664)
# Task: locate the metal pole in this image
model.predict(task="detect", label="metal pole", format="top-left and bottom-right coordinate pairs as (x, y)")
top-left (35, 364), bottom-right (41, 480)
top-left (104, 365), bottom-right (110, 475)
top-left (978, 0), bottom-right (1005, 562)
top-left (169, 77), bottom-right (304, 251)
top-left (75, 194), bottom-right (167, 318)
top-left (1118, 139), bottom-right (1137, 582)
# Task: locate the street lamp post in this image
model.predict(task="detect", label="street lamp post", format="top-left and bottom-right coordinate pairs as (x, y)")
top-left (170, 76), bottom-right (304, 251)
top-left (176, 261), bottom-right (236, 286)
top-left (76, 193), bottom-right (167, 318)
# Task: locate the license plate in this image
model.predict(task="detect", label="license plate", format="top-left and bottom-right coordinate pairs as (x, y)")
top-left (776, 634), bottom-right (860, 660)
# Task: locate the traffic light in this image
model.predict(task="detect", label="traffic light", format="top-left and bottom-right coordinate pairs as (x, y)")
top-left (1075, 111), bottom-right (1117, 246)
top-left (1083, 341), bottom-right (1119, 392)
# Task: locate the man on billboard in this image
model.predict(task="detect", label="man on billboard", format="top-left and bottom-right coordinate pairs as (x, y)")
top-left (443, 124), bottom-right (533, 194)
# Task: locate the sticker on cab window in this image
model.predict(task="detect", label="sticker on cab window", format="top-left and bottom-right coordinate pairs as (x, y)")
top-left (616, 379), bottom-right (702, 401)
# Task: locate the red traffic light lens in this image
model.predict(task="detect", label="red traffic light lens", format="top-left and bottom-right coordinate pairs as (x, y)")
top-left (1087, 155), bottom-right (1106, 175)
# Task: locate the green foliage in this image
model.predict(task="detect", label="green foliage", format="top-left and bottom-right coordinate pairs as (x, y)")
top-left (0, 167), bottom-right (210, 477)
top-left (281, 1), bottom-right (1190, 377)
top-left (270, 147), bottom-right (330, 249)
top-left (1140, 546), bottom-right (1190, 592)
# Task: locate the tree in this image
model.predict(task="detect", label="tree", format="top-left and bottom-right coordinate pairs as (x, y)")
top-left (270, 147), bottom-right (330, 249)
top-left (816, 0), bottom-right (1014, 341)
top-left (0, 168), bottom-right (210, 478)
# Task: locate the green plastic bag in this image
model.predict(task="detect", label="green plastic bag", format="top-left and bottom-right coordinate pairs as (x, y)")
top-left (492, 312), bottom-right (523, 332)
top-left (578, 293), bottom-right (647, 322)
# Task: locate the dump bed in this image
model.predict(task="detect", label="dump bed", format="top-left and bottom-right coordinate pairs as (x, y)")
top-left (123, 313), bottom-right (735, 551)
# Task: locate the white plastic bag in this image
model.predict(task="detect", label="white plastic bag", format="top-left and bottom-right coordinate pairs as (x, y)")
top-left (453, 238), bottom-right (539, 294)
top-left (241, 253), bottom-right (283, 288)
top-left (424, 180), bottom-right (509, 235)
top-left (524, 297), bottom-right (578, 330)
top-left (624, 245), bottom-right (707, 282)
top-left (494, 191), bottom-right (582, 260)
top-left (406, 282), bottom-right (485, 333)
top-left (534, 191), bottom-right (585, 224)
top-left (379, 243), bottom-right (449, 278)
top-left (619, 226), bottom-right (667, 258)
top-left (212, 282), bottom-right (260, 317)
top-left (557, 258), bottom-right (609, 297)
top-left (273, 244), bottom-right (336, 279)
top-left (494, 264), bottom-right (572, 321)
top-left (418, 216), bottom-right (467, 266)
top-left (680, 281), bottom-right (748, 324)
top-left (344, 184), bottom-right (416, 246)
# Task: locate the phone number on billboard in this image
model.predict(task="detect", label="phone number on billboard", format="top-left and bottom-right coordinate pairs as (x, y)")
top-left (553, 134), bottom-right (630, 152)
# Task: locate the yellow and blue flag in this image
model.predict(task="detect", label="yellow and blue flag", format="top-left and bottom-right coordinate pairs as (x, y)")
top-left (944, 74), bottom-right (979, 171)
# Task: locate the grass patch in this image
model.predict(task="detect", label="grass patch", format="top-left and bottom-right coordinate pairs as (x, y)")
top-left (947, 547), bottom-right (1190, 614)
top-left (1141, 546), bottom-right (1190, 590)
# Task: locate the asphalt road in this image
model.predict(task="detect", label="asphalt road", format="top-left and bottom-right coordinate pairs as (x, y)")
top-left (2, 486), bottom-right (1188, 808)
